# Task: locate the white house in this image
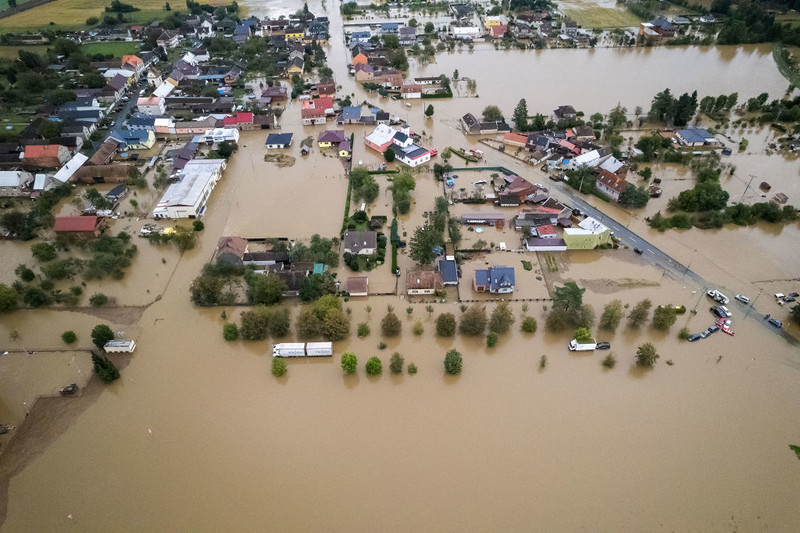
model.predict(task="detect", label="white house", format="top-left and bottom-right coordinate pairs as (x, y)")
top-left (153, 159), bottom-right (226, 218)
top-left (0, 171), bottom-right (34, 197)
top-left (136, 96), bottom-right (165, 115)
top-left (452, 26), bottom-right (482, 40)
top-left (203, 128), bottom-right (240, 144)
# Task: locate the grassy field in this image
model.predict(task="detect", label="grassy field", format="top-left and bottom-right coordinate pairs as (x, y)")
top-left (0, 44), bottom-right (47, 58)
top-left (0, 0), bottom-right (37, 10)
top-left (81, 41), bottom-right (141, 57)
top-left (0, 0), bottom-right (232, 31)
top-left (563, 6), bottom-right (642, 28)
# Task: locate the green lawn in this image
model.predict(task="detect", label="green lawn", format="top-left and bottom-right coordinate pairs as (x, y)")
top-left (0, 0), bottom-right (37, 10)
top-left (564, 7), bottom-right (642, 29)
top-left (0, 45), bottom-right (47, 58)
top-left (81, 41), bottom-right (141, 57)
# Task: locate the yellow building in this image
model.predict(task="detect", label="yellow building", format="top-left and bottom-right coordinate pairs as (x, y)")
top-left (285, 30), bottom-right (304, 41)
top-left (563, 217), bottom-right (611, 249)
top-left (484, 16), bottom-right (502, 30)
top-left (122, 130), bottom-right (156, 150)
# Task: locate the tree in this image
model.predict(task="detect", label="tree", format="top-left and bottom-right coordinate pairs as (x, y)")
top-left (553, 282), bottom-right (585, 314)
top-left (239, 307), bottom-right (271, 340)
top-left (381, 311), bottom-right (401, 337)
top-left (269, 308), bottom-right (291, 337)
top-left (488, 302), bottom-right (515, 334)
top-left (365, 356), bottom-right (382, 375)
top-left (89, 293), bottom-right (109, 307)
top-left (512, 98), bottom-right (528, 131)
top-left (432, 196), bottom-right (449, 233)
top-left (31, 242), bottom-right (57, 262)
top-left (619, 185), bottom-right (649, 208)
top-left (636, 342), bottom-right (660, 367)
top-left (91, 324), bottom-right (114, 350)
top-left (271, 358), bottom-right (287, 377)
top-left (15, 264), bottom-right (35, 282)
top-left (487, 332), bottom-right (498, 347)
top-left (448, 218), bottom-right (462, 248)
top-left (388, 48), bottom-right (408, 70)
top-left (296, 307), bottom-right (322, 339)
top-left (165, 1), bottom-right (171, 9)
top-left (424, 21), bottom-right (434, 34)
top-left (599, 300), bottom-right (623, 330)
top-left (482, 105), bottom-right (503, 122)
top-left (62, 331), bottom-right (77, 344)
top-left (190, 274), bottom-right (223, 305)
top-left (444, 349), bottom-right (462, 375)
top-left (223, 323), bottom-right (239, 341)
top-left (0, 283), bottom-right (18, 312)
top-left (628, 299), bottom-right (652, 327)
top-left (341, 352), bottom-right (358, 374)
top-left (299, 272), bottom-right (337, 302)
top-left (521, 316), bottom-right (537, 333)
top-left (322, 308), bottom-right (350, 341)
top-left (92, 352), bottom-right (120, 383)
top-left (459, 305), bottom-right (487, 336)
top-left (315, 294), bottom-right (342, 320)
top-left (193, 220), bottom-right (204, 232)
top-left (573, 327), bottom-right (592, 344)
top-left (436, 313), bottom-right (456, 336)
top-left (23, 287), bottom-right (50, 308)
top-left (652, 306), bottom-right (677, 330)
top-left (607, 103), bottom-right (627, 130)
top-left (409, 224), bottom-right (442, 265)
top-left (8, 0), bottom-right (17, 7)
top-left (248, 274), bottom-right (285, 305)
top-left (389, 352), bottom-right (404, 374)
top-left (425, 104), bottom-right (434, 117)
top-left (602, 353), bottom-right (616, 368)
top-left (792, 303), bottom-right (800, 325)
top-left (384, 149), bottom-right (396, 163)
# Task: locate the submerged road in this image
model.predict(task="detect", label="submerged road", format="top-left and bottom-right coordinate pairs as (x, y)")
top-left (477, 158), bottom-right (798, 345)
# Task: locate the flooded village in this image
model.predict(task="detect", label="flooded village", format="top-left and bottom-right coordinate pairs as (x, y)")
top-left (0, 0), bottom-right (799, 529)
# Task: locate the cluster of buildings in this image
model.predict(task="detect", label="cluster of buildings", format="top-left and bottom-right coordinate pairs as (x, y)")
top-left (364, 124), bottom-right (432, 168)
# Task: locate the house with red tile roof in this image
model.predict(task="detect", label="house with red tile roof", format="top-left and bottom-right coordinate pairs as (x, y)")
top-left (595, 169), bottom-right (630, 202)
top-left (301, 108), bottom-right (327, 125)
top-left (222, 112), bottom-right (255, 130)
top-left (54, 216), bottom-right (104, 236)
top-left (23, 144), bottom-right (70, 168)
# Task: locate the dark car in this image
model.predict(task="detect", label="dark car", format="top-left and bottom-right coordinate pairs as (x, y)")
top-left (789, 292), bottom-right (799, 298)
top-left (708, 325), bottom-right (720, 334)
top-left (768, 318), bottom-right (783, 328)
top-left (783, 296), bottom-right (796, 303)
top-left (596, 342), bottom-right (611, 350)
top-left (634, 248), bottom-right (643, 255)
top-left (710, 306), bottom-right (725, 318)
top-left (699, 330), bottom-right (711, 339)
top-left (688, 334), bottom-right (702, 342)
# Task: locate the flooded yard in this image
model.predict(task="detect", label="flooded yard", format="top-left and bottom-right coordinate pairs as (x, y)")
top-left (0, 0), bottom-right (799, 530)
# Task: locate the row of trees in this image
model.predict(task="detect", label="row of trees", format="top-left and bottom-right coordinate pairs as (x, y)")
top-left (340, 351), bottom-right (418, 376)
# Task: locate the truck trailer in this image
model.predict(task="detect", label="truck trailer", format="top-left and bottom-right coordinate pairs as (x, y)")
top-left (272, 343), bottom-right (306, 357)
top-left (305, 342), bottom-right (333, 357)
top-left (568, 338), bottom-right (597, 351)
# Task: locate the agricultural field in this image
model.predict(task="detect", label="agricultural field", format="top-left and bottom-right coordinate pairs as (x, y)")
top-left (0, 44), bottom-right (46, 58)
top-left (0, 0), bottom-right (233, 31)
top-left (81, 40), bottom-right (141, 57)
top-left (558, 0), bottom-right (643, 28)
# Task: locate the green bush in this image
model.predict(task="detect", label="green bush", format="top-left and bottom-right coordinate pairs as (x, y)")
top-left (92, 352), bottom-right (120, 383)
top-left (357, 322), bottom-right (370, 337)
top-left (61, 330), bottom-right (77, 344)
top-left (486, 332), bottom-right (498, 347)
top-left (223, 323), bottom-right (239, 341)
top-left (193, 220), bottom-right (205, 232)
top-left (365, 356), bottom-right (382, 375)
top-left (89, 293), bottom-right (109, 307)
top-left (412, 320), bottom-right (424, 335)
top-left (521, 316), bottom-right (537, 333)
top-left (389, 352), bottom-right (404, 374)
top-left (436, 313), bottom-right (456, 336)
top-left (407, 363), bottom-right (418, 375)
top-left (90, 324), bottom-right (114, 350)
top-left (678, 327), bottom-right (690, 340)
top-left (271, 358), bottom-right (287, 377)
top-left (341, 352), bottom-right (358, 374)
top-left (602, 353), bottom-right (617, 369)
top-left (444, 349), bottom-right (462, 375)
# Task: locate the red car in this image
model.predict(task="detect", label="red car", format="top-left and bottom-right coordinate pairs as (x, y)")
top-left (430, 149), bottom-right (438, 157)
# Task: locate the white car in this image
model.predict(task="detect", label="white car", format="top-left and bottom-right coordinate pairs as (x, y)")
top-left (735, 294), bottom-right (750, 304)
top-left (720, 306), bottom-right (732, 317)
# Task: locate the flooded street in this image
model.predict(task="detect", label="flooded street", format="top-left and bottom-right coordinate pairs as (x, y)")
top-left (1, 0), bottom-right (799, 530)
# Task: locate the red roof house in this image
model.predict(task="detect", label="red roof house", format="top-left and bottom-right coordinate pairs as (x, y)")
top-left (53, 216), bottom-right (104, 236)
top-left (23, 144), bottom-right (70, 168)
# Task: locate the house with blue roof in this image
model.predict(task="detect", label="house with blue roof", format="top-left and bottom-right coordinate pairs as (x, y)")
top-left (122, 129), bottom-right (156, 150)
top-left (265, 133), bottom-right (293, 149)
top-left (438, 258), bottom-right (459, 285)
top-left (381, 23), bottom-right (400, 34)
top-left (338, 106), bottom-right (363, 124)
top-left (676, 128), bottom-right (717, 147)
top-left (350, 31), bottom-right (371, 45)
top-left (473, 266), bottom-right (515, 294)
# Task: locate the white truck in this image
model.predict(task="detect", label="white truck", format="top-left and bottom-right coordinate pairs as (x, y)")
top-left (272, 343), bottom-right (306, 358)
top-left (305, 342), bottom-right (333, 357)
top-left (568, 338), bottom-right (597, 351)
top-left (707, 289), bottom-right (730, 305)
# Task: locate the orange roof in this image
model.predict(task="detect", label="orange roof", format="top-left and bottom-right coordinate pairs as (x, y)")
top-left (503, 132), bottom-right (528, 144)
top-left (121, 55), bottom-right (142, 66)
top-left (54, 216), bottom-right (101, 232)
top-left (24, 144), bottom-right (61, 158)
top-left (314, 97), bottom-right (334, 110)
top-left (301, 108), bottom-right (326, 119)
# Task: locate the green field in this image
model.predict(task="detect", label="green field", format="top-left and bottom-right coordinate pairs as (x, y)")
top-left (564, 7), bottom-right (642, 28)
top-left (0, 44), bottom-right (47, 58)
top-left (81, 41), bottom-right (141, 57)
top-left (0, 0), bottom-right (233, 31)
top-left (0, 0), bottom-right (37, 10)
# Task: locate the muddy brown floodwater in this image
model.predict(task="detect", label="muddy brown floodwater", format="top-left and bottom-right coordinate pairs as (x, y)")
top-left (1, 1), bottom-right (799, 530)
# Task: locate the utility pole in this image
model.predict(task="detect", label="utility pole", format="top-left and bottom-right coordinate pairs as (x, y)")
top-left (741, 174), bottom-right (756, 203)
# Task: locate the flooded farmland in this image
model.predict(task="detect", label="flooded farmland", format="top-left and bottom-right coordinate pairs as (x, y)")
top-left (1, 0), bottom-right (800, 530)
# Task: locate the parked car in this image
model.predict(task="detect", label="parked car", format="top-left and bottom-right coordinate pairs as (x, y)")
top-left (708, 325), bottom-right (720, 334)
top-left (710, 306), bottom-right (725, 318)
top-left (768, 318), bottom-right (783, 328)
top-left (634, 248), bottom-right (643, 255)
top-left (595, 342), bottom-right (611, 350)
top-left (720, 305), bottom-right (732, 317)
top-left (688, 334), bottom-right (702, 342)
top-left (784, 296), bottom-right (796, 303)
top-left (699, 330), bottom-right (711, 339)
top-left (735, 294), bottom-right (750, 304)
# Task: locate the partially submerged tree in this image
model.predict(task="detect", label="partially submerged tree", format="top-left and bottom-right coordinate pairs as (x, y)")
top-left (436, 313), bottom-right (456, 336)
top-left (488, 302), bottom-right (515, 334)
top-left (459, 305), bottom-right (487, 336)
top-left (636, 342), bottom-right (660, 367)
top-left (444, 349), bottom-right (462, 375)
